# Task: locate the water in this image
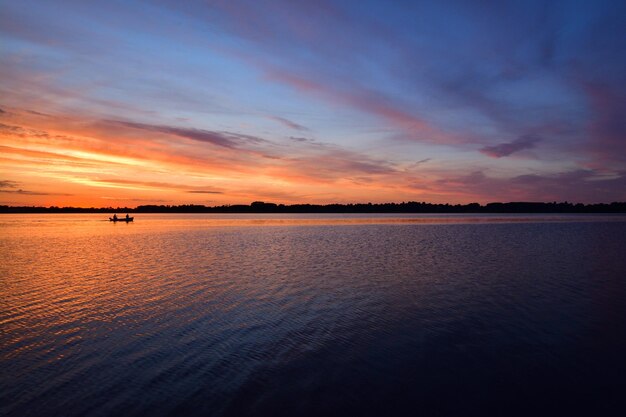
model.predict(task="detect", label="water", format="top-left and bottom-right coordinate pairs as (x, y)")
top-left (1, 214), bottom-right (625, 416)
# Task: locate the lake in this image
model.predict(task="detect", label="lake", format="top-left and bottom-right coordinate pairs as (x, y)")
top-left (1, 214), bottom-right (625, 416)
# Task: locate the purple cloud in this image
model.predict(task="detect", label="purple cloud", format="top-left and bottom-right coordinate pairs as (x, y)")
top-left (268, 115), bottom-right (309, 131)
top-left (107, 120), bottom-right (266, 149)
top-left (289, 136), bottom-right (312, 143)
top-left (430, 169), bottom-right (626, 203)
top-left (480, 135), bottom-right (542, 158)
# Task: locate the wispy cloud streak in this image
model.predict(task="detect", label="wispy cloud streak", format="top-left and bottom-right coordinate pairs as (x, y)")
top-left (480, 135), bottom-right (542, 158)
top-left (107, 120), bottom-right (267, 149)
top-left (267, 115), bottom-right (309, 131)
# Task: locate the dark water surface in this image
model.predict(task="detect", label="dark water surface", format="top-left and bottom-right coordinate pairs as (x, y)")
top-left (1, 214), bottom-right (625, 416)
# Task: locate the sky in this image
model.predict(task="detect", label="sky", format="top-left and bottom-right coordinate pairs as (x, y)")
top-left (1, 0), bottom-right (625, 207)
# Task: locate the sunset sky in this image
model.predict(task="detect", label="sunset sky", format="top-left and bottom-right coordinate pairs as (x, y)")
top-left (1, 0), bottom-right (625, 207)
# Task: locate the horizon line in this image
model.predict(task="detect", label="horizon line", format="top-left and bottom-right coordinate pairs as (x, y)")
top-left (2, 200), bottom-right (626, 213)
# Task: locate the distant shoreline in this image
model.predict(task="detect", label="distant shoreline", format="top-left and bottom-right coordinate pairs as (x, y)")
top-left (2, 201), bottom-right (625, 214)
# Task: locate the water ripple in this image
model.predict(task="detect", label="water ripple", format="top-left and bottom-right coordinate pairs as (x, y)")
top-left (1, 215), bottom-right (625, 416)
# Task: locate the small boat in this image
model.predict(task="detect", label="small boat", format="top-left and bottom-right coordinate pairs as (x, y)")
top-left (109, 217), bottom-right (134, 222)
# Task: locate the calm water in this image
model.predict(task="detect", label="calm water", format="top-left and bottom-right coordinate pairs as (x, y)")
top-left (1, 214), bottom-right (625, 416)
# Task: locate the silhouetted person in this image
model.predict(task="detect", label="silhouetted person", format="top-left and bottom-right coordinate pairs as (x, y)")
top-left (113, 214), bottom-right (118, 220)
top-left (125, 213), bottom-right (130, 220)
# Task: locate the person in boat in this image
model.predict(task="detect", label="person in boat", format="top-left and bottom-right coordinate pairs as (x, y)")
top-left (125, 213), bottom-right (130, 220)
top-left (113, 214), bottom-right (118, 220)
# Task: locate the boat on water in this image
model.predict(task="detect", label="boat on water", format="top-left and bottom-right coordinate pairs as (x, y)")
top-left (109, 217), bottom-right (134, 222)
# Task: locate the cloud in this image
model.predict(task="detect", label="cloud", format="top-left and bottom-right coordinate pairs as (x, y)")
top-left (264, 69), bottom-right (438, 137)
top-left (0, 123), bottom-right (24, 134)
top-left (0, 123), bottom-right (73, 142)
top-left (0, 145), bottom-right (121, 167)
top-left (0, 180), bottom-right (19, 189)
top-left (0, 189), bottom-right (46, 195)
top-left (25, 109), bottom-right (52, 117)
top-left (96, 116), bottom-right (400, 182)
top-left (402, 158), bottom-right (432, 172)
top-left (279, 148), bottom-right (397, 182)
top-left (415, 158), bottom-right (431, 165)
top-left (0, 179), bottom-right (74, 196)
top-left (268, 115), bottom-right (309, 131)
top-left (480, 135), bottom-right (542, 158)
top-left (289, 136), bottom-right (312, 143)
top-left (100, 196), bottom-right (170, 202)
top-left (1, 109), bottom-right (406, 195)
top-left (91, 178), bottom-right (224, 193)
top-left (0, 188), bottom-right (72, 196)
top-left (107, 120), bottom-right (267, 149)
top-left (429, 169), bottom-right (626, 203)
top-left (0, 117), bottom-right (262, 177)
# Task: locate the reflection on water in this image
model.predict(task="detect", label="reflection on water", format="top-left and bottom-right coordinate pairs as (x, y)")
top-left (2, 212), bottom-right (626, 231)
top-left (1, 214), bottom-right (625, 416)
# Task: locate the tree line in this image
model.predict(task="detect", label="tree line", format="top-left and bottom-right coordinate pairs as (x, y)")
top-left (2, 201), bottom-right (625, 213)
